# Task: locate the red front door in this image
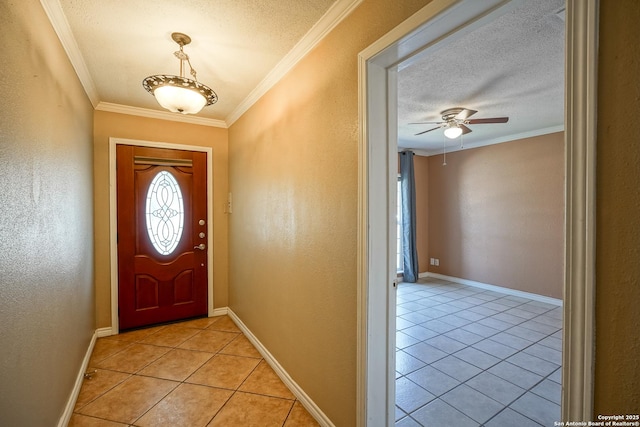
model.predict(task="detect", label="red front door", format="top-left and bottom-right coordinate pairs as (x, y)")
top-left (116, 145), bottom-right (208, 330)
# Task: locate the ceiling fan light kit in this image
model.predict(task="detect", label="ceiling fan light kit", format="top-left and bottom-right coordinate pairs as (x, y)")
top-left (413, 107), bottom-right (509, 139)
top-left (143, 32), bottom-right (218, 115)
top-left (443, 124), bottom-right (463, 139)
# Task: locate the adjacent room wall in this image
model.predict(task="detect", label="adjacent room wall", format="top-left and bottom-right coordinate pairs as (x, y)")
top-left (425, 133), bottom-right (564, 299)
top-left (0, 1), bottom-right (95, 425)
top-left (414, 154), bottom-right (430, 272)
top-left (228, 1), bottom-right (432, 425)
top-left (595, 0), bottom-right (640, 414)
top-left (93, 111), bottom-right (229, 329)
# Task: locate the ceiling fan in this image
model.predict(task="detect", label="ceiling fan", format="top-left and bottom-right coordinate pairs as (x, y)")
top-left (412, 107), bottom-right (509, 139)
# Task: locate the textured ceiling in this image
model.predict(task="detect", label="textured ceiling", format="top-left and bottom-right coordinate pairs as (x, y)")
top-left (47, 0), bottom-right (564, 144)
top-left (398, 0), bottom-right (565, 154)
top-left (55, 0), bottom-right (339, 123)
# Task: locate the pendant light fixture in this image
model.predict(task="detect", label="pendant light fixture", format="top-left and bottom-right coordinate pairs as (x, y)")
top-left (143, 32), bottom-right (218, 115)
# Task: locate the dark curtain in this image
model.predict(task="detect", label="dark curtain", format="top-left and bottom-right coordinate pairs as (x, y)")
top-left (400, 151), bottom-right (419, 282)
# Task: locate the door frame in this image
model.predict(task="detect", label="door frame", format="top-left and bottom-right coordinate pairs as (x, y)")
top-left (109, 137), bottom-right (214, 334)
top-left (357, 0), bottom-right (597, 425)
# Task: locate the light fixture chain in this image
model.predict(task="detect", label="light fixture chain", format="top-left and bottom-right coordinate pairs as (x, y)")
top-left (174, 45), bottom-right (189, 78)
top-left (173, 45), bottom-right (199, 81)
top-left (186, 57), bottom-right (198, 81)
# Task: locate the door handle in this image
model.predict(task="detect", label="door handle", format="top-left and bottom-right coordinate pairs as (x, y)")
top-left (194, 244), bottom-right (206, 250)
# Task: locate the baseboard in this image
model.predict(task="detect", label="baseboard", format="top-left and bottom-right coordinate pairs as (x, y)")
top-left (57, 330), bottom-right (98, 427)
top-left (226, 309), bottom-right (335, 427)
top-left (96, 327), bottom-right (113, 338)
top-left (419, 272), bottom-right (563, 306)
top-left (212, 307), bottom-right (228, 316)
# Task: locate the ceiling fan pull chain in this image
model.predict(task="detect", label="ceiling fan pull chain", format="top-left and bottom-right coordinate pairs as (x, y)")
top-left (442, 133), bottom-right (447, 166)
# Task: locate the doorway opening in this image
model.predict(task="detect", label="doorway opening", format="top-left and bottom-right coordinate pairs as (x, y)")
top-left (357, 0), bottom-right (597, 425)
top-left (394, 1), bottom-right (566, 422)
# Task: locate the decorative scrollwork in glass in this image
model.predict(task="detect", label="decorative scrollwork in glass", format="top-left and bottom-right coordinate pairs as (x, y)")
top-left (145, 171), bottom-right (184, 255)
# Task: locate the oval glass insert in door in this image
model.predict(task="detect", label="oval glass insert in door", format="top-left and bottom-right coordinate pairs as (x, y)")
top-left (145, 170), bottom-right (184, 255)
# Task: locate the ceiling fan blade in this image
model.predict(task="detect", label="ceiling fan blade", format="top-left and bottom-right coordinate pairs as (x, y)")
top-left (455, 109), bottom-right (478, 120)
top-left (415, 125), bottom-right (445, 136)
top-left (409, 121), bottom-right (445, 125)
top-left (466, 117), bottom-right (509, 124)
top-left (460, 124), bottom-right (472, 135)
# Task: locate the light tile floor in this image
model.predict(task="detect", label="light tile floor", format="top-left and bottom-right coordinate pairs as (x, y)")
top-left (396, 278), bottom-right (562, 427)
top-left (70, 315), bottom-right (320, 427)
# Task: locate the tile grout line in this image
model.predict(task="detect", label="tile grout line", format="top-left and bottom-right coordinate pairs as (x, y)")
top-left (74, 317), bottom-right (307, 426)
top-left (132, 326), bottom-right (223, 426)
top-left (396, 279), bottom-right (562, 426)
top-left (81, 321), bottom-right (222, 425)
top-left (154, 322), bottom-right (240, 426)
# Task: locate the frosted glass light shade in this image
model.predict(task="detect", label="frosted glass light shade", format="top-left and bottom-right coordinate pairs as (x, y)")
top-left (143, 74), bottom-right (218, 115)
top-left (444, 125), bottom-right (463, 139)
top-left (154, 85), bottom-right (207, 114)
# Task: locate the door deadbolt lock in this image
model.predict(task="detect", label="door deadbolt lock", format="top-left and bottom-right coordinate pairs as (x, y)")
top-left (199, 232), bottom-right (205, 238)
top-left (199, 219), bottom-right (205, 226)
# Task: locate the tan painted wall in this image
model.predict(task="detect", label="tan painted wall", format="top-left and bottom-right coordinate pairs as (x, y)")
top-left (228, 1), bottom-right (432, 425)
top-left (0, 1), bottom-right (95, 425)
top-left (93, 111), bottom-right (229, 328)
top-left (0, 0), bottom-right (635, 423)
top-left (594, 0), bottom-right (640, 414)
top-left (414, 155), bottom-right (430, 272)
top-left (425, 133), bottom-right (564, 298)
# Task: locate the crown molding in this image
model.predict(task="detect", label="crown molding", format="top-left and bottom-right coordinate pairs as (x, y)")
top-left (40, 0), bottom-right (100, 107)
top-left (225, 0), bottom-right (364, 126)
top-left (404, 124), bottom-right (566, 156)
top-left (42, 0), bottom-right (361, 127)
top-left (96, 102), bottom-right (228, 128)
